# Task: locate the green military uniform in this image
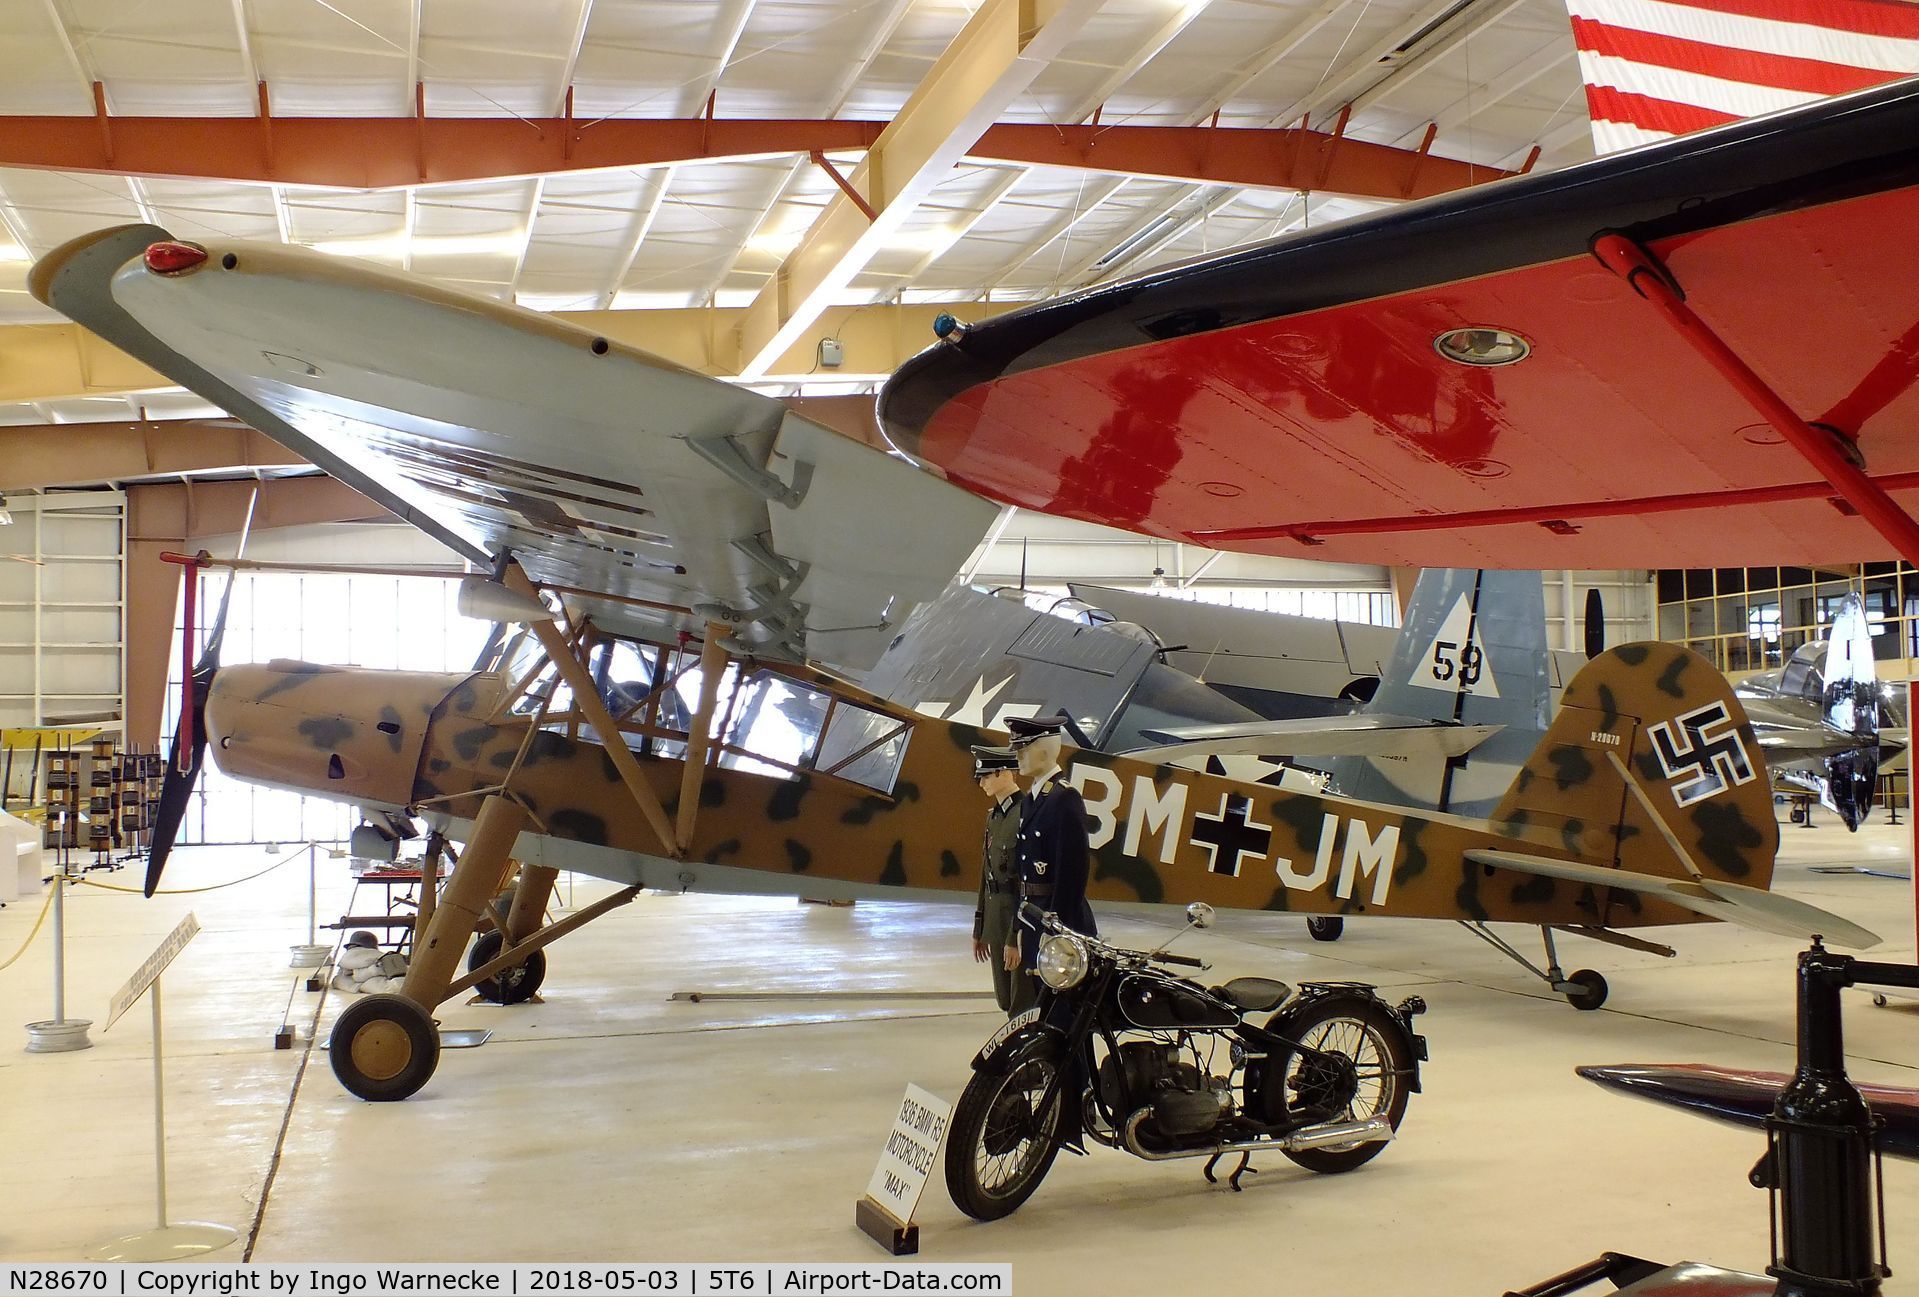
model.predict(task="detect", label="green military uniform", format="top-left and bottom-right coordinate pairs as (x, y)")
top-left (971, 745), bottom-right (1036, 1016)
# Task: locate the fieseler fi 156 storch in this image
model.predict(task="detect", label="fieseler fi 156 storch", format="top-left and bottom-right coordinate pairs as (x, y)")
top-left (28, 73), bottom-right (1902, 1101)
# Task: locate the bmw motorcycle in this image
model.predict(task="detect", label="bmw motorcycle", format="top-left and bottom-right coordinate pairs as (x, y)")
top-left (945, 903), bottom-right (1428, 1220)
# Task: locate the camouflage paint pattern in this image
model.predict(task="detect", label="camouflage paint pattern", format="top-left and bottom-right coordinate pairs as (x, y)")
top-left (204, 642), bottom-right (1775, 929)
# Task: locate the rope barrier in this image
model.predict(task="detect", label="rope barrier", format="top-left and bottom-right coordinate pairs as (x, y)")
top-left (78, 842), bottom-right (318, 896)
top-left (0, 880), bottom-right (59, 972)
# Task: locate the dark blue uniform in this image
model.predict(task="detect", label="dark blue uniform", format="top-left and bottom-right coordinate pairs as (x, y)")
top-left (1014, 775), bottom-right (1097, 966)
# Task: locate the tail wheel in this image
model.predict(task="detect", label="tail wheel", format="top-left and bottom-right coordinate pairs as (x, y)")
top-left (330, 993), bottom-right (440, 1102)
top-left (945, 1051), bottom-right (1067, 1221)
top-left (1255, 997), bottom-right (1413, 1174)
top-left (1563, 969), bottom-right (1608, 1011)
top-left (1306, 916), bottom-right (1344, 943)
top-left (467, 930), bottom-right (546, 1005)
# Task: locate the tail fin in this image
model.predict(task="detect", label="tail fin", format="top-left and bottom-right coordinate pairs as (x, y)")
top-left (1492, 642), bottom-right (1778, 895)
top-left (1815, 593), bottom-right (1882, 828)
top-left (1326, 569), bottom-right (1553, 818)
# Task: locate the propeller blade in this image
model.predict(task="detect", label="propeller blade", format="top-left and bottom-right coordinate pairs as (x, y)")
top-left (144, 668), bottom-right (211, 897)
top-left (1584, 588), bottom-right (1606, 660)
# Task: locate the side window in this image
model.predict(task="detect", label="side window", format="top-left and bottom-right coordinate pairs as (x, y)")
top-left (719, 670), bottom-right (910, 795)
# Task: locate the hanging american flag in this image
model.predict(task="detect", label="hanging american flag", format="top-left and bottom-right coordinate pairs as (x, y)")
top-left (1565, 0), bottom-right (1919, 152)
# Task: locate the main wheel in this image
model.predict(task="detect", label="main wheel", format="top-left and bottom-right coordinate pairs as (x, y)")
top-left (1306, 916), bottom-right (1345, 943)
top-left (1256, 996), bottom-right (1413, 1174)
top-left (330, 993), bottom-right (440, 1101)
top-left (1562, 969), bottom-right (1608, 1011)
top-left (945, 1049), bottom-right (1068, 1221)
top-left (467, 930), bottom-right (546, 1004)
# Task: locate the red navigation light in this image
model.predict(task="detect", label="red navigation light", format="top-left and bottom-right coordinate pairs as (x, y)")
top-left (143, 242), bottom-right (209, 275)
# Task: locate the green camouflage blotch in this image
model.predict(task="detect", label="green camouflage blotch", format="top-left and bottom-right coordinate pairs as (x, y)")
top-left (452, 725), bottom-right (496, 762)
top-left (1514, 766), bottom-right (1536, 794)
top-left (450, 680), bottom-right (479, 713)
top-left (1511, 874), bottom-right (1556, 904)
top-left (700, 777), bottom-right (725, 808)
top-left (1258, 885), bottom-right (1292, 912)
top-left (426, 757), bottom-right (450, 774)
top-left (1655, 653), bottom-right (1688, 699)
top-left (767, 776), bottom-right (812, 822)
top-left (256, 668), bottom-right (326, 704)
top-left (841, 797), bottom-right (891, 826)
top-left (1270, 794), bottom-right (1329, 838)
top-left (1092, 853), bottom-right (1164, 904)
top-left (298, 716), bottom-right (354, 749)
top-left (1690, 802), bottom-right (1760, 878)
top-left (785, 839), bottom-right (811, 872)
top-left (524, 731), bottom-right (579, 764)
top-left (1595, 685), bottom-right (1620, 733)
top-left (1634, 750), bottom-right (1666, 783)
top-left (708, 838), bottom-right (742, 863)
top-left (1560, 818), bottom-right (1586, 855)
top-left (548, 808), bottom-right (608, 846)
top-left (1613, 645), bottom-right (1651, 667)
top-left (1548, 745), bottom-right (1594, 791)
top-left (879, 841), bottom-right (907, 886)
top-left (599, 748), bottom-right (622, 783)
top-left (939, 850), bottom-right (962, 878)
top-left (1394, 818), bottom-right (1430, 887)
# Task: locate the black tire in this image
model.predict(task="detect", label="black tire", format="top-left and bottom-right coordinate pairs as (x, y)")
top-left (330, 993), bottom-right (439, 1102)
top-left (1563, 969), bottom-right (1608, 1011)
top-left (1256, 996), bottom-right (1413, 1174)
top-left (1306, 916), bottom-right (1345, 943)
top-left (945, 1046), bottom-right (1068, 1221)
top-left (467, 929), bottom-right (547, 1004)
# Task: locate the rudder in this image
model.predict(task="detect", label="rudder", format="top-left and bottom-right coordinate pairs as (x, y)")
top-left (1492, 642), bottom-right (1777, 894)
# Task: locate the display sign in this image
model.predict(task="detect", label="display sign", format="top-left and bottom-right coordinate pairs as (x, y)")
top-left (105, 912), bottom-right (199, 1031)
top-left (863, 1084), bottom-right (951, 1226)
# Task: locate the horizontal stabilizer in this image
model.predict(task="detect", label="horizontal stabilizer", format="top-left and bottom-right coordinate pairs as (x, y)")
top-left (1465, 849), bottom-right (1880, 950)
top-left (1137, 715), bottom-right (1503, 762)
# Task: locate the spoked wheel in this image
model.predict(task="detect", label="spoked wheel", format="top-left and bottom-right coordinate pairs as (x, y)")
top-left (1257, 997), bottom-right (1412, 1174)
top-left (467, 929), bottom-right (547, 1005)
top-left (945, 1050), bottom-right (1068, 1220)
top-left (329, 993), bottom-right (440, 1102)
top-left (1306, 916), bottom-right (1344, 943)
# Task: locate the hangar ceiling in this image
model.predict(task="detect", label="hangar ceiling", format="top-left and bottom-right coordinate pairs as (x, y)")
top-left (0, 0), bottom-right (1599, 430)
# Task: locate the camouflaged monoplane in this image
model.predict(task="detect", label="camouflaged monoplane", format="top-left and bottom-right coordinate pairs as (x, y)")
top-left (29, 72), bottom-right (1904, 1101)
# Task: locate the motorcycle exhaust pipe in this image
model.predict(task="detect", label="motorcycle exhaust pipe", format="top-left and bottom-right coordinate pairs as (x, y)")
top-left (1121, 1111), bottom-right (1393, 1161)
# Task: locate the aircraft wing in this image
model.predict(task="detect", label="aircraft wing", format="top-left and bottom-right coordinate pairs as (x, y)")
top-left (879, 78), bottom-right (1919, 569)
top-left (31, 226), bottom-right (997, 669)
top-left (1465, 849), bottom-right (1879, 949)
top-left (1135, 715), bottom-right (1503, 762)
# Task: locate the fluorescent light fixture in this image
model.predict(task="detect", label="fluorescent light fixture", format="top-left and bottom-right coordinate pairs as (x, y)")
top-left (307, 232), bottom-right (529, 260)
top-left (0, 243), bottom-right (27, 263)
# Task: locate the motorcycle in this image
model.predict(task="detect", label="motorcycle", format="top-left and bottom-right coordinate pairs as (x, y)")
top-left (945, 902), bottom-right (1428, 1220)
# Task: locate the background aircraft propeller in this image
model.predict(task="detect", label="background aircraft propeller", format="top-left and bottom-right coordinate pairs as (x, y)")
top-left (1584, 588), bottom-right (1606, 660)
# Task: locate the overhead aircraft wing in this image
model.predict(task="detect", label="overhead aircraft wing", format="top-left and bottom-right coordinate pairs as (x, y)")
top-left (1135, 715), bottom-right (1503, 762)
top-left (1465, 849), bottom-right (1879, 949)
top-left (32, 226), bottom-right (997, 669)
top-left (880, 78), bottom-right (1919, 569)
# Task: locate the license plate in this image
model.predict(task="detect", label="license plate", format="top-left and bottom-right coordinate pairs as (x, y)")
top-left (977, 1006), bottom-right (1040, 1060)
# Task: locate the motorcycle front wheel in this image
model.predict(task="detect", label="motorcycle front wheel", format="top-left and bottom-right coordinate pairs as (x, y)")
top-left (1256, 996), bottom-right (1412, 1174)
top-left (945, 1049), bottom-right (1068, 1220)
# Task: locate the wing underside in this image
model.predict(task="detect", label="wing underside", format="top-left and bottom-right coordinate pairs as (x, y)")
top-left (33, 225), bottom-right (996, 668)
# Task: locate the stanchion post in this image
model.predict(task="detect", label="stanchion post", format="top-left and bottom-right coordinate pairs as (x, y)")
top-left (289, 840), bottom-right (331, 969)
top-left (26, 861), bottom-right (92, 1051)
top-left (151, 978), bottom-right (168, 1230)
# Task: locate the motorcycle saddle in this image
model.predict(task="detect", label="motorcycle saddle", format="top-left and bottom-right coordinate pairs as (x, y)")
top-left (1213, 977), bottom-right (1291, 1013)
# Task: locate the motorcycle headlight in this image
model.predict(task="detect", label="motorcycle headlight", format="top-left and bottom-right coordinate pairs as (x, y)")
top-left (1037, 933), bottom-right (1089, 989)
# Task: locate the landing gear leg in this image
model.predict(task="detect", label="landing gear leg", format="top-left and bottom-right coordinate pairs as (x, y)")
top-left (330, 795), bottom-right (526, 1101)
top-left (1458, 922), bottom-right (1609, 1011)
top-left (469, 863), bottom-right (559, 1005)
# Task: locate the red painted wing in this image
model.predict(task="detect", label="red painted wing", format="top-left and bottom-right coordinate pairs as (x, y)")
top-left (879, 77), bottom-right (1919, 568)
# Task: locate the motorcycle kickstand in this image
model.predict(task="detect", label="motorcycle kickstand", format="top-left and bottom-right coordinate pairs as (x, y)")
top-left (1202, 1152), bottom-right (1256, 1191)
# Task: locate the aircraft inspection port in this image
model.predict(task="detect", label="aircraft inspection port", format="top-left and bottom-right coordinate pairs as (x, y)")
top-left (1, 824), bottom-right (1913, 1292)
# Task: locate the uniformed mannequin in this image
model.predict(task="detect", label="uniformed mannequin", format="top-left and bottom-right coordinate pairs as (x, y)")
top-left (1006, 715), bottom-right (1097, 978)
top-left (969, 744), bottom-right (1034, 1016)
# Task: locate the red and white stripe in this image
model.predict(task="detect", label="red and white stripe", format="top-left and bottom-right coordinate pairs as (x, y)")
top-left (1566, 0), bottom-right (1919, 152)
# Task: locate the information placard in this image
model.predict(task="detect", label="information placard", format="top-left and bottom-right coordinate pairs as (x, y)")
top-left (105, 912), bottom-right (199, 1031)
top-left (863, 1084), bottom-right (950, 1225)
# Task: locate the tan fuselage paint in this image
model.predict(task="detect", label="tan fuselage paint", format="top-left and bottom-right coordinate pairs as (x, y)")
top-left (204, 641), bottom-right (1780, 931)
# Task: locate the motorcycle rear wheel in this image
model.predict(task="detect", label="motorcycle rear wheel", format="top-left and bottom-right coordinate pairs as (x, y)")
top-left (1256, 997), bottom-right (1412, 1174)
top-left (945, 1051), bottom-right (1068, 1220)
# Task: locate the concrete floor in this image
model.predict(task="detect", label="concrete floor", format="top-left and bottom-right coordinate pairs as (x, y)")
top-left (2, 820), bottom-right (1915, 1294)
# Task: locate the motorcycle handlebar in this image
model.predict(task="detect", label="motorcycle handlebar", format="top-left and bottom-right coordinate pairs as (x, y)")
top-left (1154, 951), bottom-right (1206, 969)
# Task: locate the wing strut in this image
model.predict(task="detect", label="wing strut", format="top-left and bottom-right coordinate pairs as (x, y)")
top-left (676, 623), bottom-right (731, 852)
top-left (1591, 232), bottom-right (1919, 567)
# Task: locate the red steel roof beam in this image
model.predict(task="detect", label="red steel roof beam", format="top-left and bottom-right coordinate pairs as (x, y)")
top-left (0, 116), bottom-right (1510, 199)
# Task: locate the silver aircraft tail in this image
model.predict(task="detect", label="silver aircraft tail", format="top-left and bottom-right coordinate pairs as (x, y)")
top-left (1319, 570), bottom-right (1555, 818)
